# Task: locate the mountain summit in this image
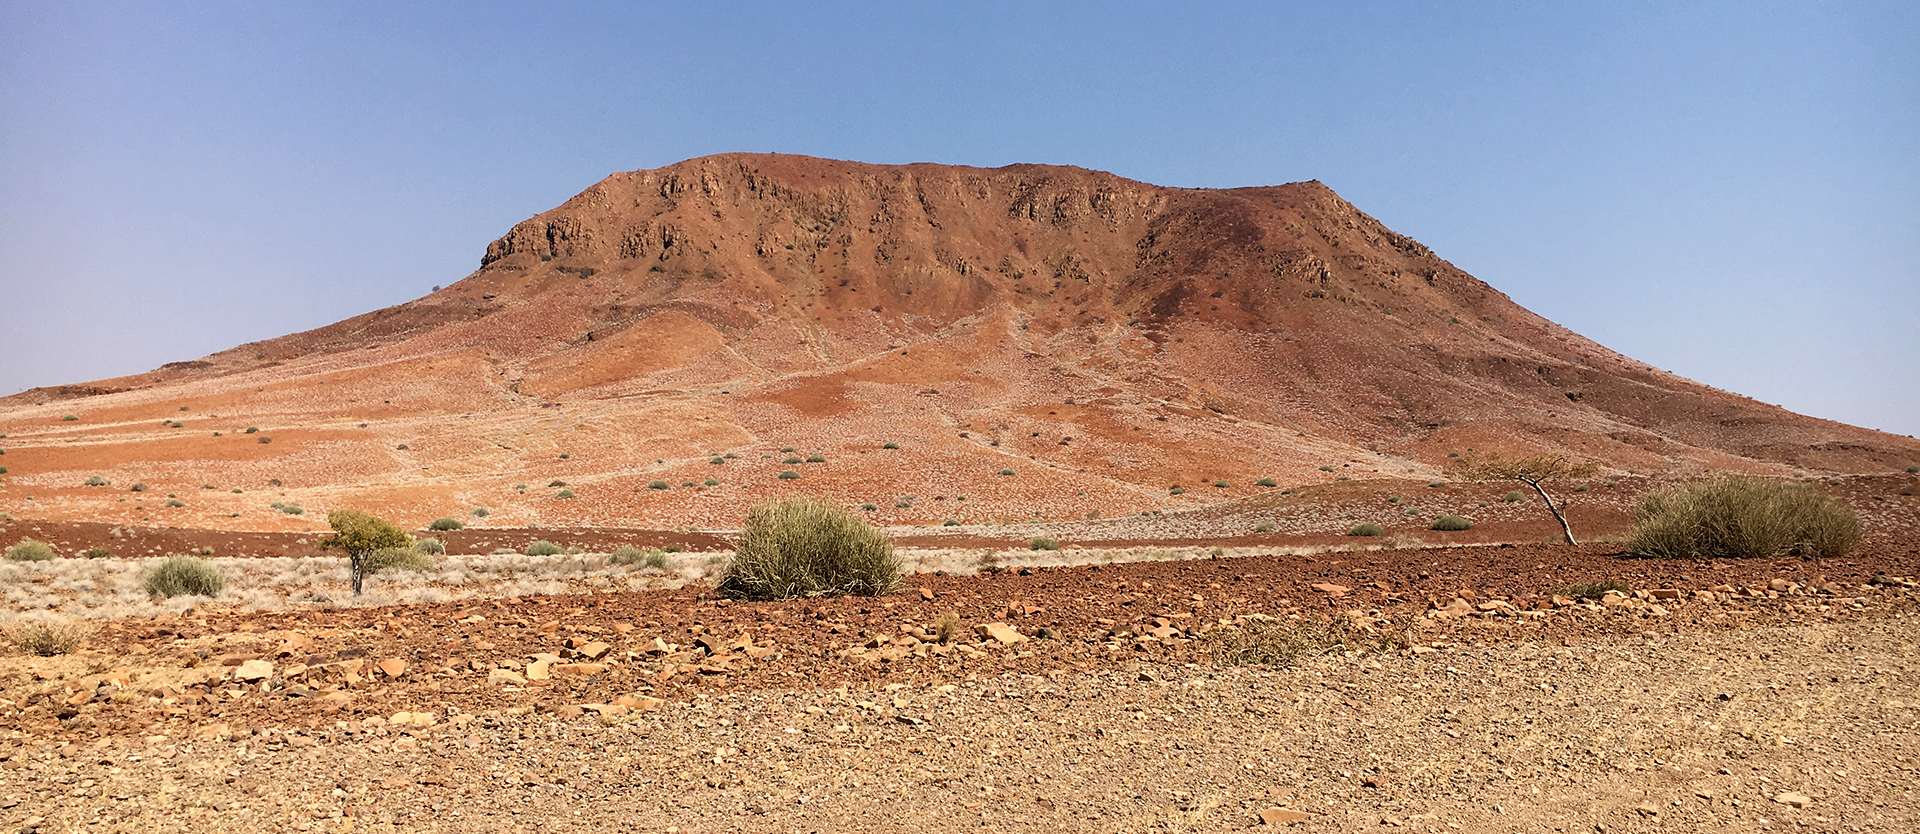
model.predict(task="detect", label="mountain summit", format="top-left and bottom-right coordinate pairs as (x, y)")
top-left (4, 154), bottom-right (1912, 529)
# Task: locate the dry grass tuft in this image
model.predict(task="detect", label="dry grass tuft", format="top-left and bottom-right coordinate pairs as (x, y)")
top-left (9, 619), bottom-right (89, 656)
top-left (718, 498), bottom-right (898, 600)
top-left (1628, 476), bottom-right (1860, 559)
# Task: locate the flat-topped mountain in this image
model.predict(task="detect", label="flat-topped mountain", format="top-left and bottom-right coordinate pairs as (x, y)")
top-left (3, 154), bottom-right (1913, 531)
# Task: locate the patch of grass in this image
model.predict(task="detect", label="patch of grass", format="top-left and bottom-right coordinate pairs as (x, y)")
top-left (778, 470), bottom-right (801, 479)
top-left (429, 517), bottom-right (463, 531)
top-left (1627, 476), bottom-right (1860, 559)
top-left (84, 475), bottom-right (109, 487)
top-left (555, 489), bottom-right (575, 499)
top-left (471, 507), bottom-right (490, 517)
top-left (1430, 514), bottom-right (1472, 531)
top-left (1028, 536), bottom-right (1061, 551)
top-left (859, 503), bottom-right (878, 511)
top-left (363, 546), bottom-right (435, 574)
top-left (1318, 465), bottom-right (1335, 472)
top-left (164, 499), bottom-right (186, 508)
top-left (934, 611), bottom-right (962, 644)
top-left (1346, 522), bottom-right (1385, 537)
top-left (413, 537), bottom-right (445, 555)
top-left (9, 620), bottom-right (88, 656)
top-left (257, 436), bottom-right (272, 444)
top-left (1206, 619), bottom-right (1343, 667)
top-left (781, 456), bottom-right (803, 465)
top-left (717, 498), bottom-right (899, 600)
top-left (1256, 477), bottom-right (1277, 487)
top-left (84, 547), bottom-right (110, 559)
top-left (1909, 465), bottom-right (1919, 474)
top-left (942, 518), bottom-right (960, 527)
top-left (525, 540), bottom-right (564, 557)
top-left (245, 427), bottom-right (259, 433)
top-left (1169, 486), bottom-right (1184, 495)
top-left (7, 539), bottom-right (56, 561)
top-left (1387, 495), bottom-right (1402, 504)
top-left (1254, 522), bottom-right (1276, 533)
top-left (997, 468), bottom-right (1015, 476)
top-left (62, 414), bottom-right (78, 421)
top-left (1428, 481), bottom-right (1446, 488)
top-left (1214, 480), bottom-right (1229, 488)
top-left (548, 480), bottom-right (567, 487)
top-left (805, 453), bottom-right (826, 463)
top-left (1503, 491), bottom-right (1526, 503)
top-left (703, 478), bottom-right (720, 486)
top-left (883, 442), bottom-right (900, 450)
top-left (278, 503), bottom-right (304, 515)
top-left (1549, 579), bottom-right (1630, 600)
top-left (1573, 484), bottom-right (1590, 492)
top-left (143, 555), bottom-right (225, 598)
top-left (780, 446), bottom-right (795, 453)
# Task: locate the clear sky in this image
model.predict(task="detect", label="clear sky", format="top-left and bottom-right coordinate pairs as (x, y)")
top-left (3, 1), bottom-right (1915, 435)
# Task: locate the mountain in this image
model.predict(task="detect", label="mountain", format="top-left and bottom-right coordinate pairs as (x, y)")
top-left (3, 153), bottom-right (1914, 531)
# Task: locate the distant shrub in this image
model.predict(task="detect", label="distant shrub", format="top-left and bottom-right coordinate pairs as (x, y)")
top-left (268, 478), bottom-right (282, 487)
top-left (613, 545), bottom-right (670, 570)
top-left (1346, 522), bottom-right (1385, 537)
top-left (1214, 480), bottom-right (1229, 488)
top-left (1254, 522), bottom-right (1276, 533)
top-left (780, 446), bottom-right (796, 453)
top-left (859, 503), bottom-right (878, 511)
top-left (1028, 536), bottom-right (1061, 551)
top-left (1318, 465), bottom-right (1335, 472)
top-left (429, 517), bottom-right (463, 531)
top-left (557, 453), bottom-right (570, 459)
top-left (130, 482), bottom-right (148, 492)
top-left (1255, 478), bottom-right (1277, 487)
top-left (143, 555), bottom-right (225, 598)
top-left (1573, 484), bottom-right (1590, 492)
top-left (805, 453), bottom-right (827, 463)
top-left (279, 504), bottom-right (304, 515)
top-left (245, 427), bottom-right (259, 433)
top-left (1627, 477), bottom-right (1859, 560)
top-left (662, 544), bottom-right (683, 553)
top-left (84, 475), bottom-right (109, 487)
top-left (257, 437), bottom-right (271, 444)
top-left (84, 547), bottom-right (110, 559)
top-left (525, 540), bottom-right (564, 557)
top-left (471, 507), bottom-right (490, 517)
top-left (548, 480), bottom-right (567, 487)
top-left (882, 442), bottom-right (900, 450)
top-left (413, 537), bottom-right (445, 555)
top-left (648, 480), bottom-right (670, 490)
top-left (681, 481), bottom-right (696, 487)
top-left (1169, 486), bottom-right (1185, 495)
top-left (717, 498), bottom-right (899, 600)
top-left (6, 539), bottom-right (55, 562)
top-left (778, 470), bottom-right (801, 479)
top-left (710, 457), bottom-right (725, 465)
top-left (1430, 514), bottom-right (1472, 531)
top-left (164, 499), bottom-right (186, 507)
top-left (1206, 618), bottom-right (1345, 668)
top-left (10, 620), bottom-right (87, 656)
top-left (555, 489), bottom-right (575, 499)
top-left (62, 414), bottom-right (78, 421)
top-left (1428, 481), bottom-right (1446, 488)
top-left (1909, 465), bottom-right (1919, 474)
top-left (1503, 491), bottom-right (1526, 503)
top-left (0, 466), bottom-right (6, 474)
top-left (997, 469), bottom-right (1016, 477)
top-left (934, 611), bottom-right (962, 644)
top-left (1550, 579), bottom-right (1630, 600)
top-left (362, 546), bottom-right (435, 573)
top-left (781, 456), bottom-right (803, 465)
top-left (703, 478), bottom-right (720, 486)
top-left (943, 519), bottom-right (960, 526)
top-left (1387, 496), bottom-right (1403, 504)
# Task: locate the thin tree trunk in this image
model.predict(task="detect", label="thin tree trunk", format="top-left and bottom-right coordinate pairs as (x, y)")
top-left (351, 558), bottom-right (365, 596)
top-left (1525, 477), bottom-right (1577, 545)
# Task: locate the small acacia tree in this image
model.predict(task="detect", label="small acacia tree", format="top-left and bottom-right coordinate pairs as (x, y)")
top-left (1450, 454), bottom-right (1598, 544)
top-left (322, 509), bottom-right (411, 595)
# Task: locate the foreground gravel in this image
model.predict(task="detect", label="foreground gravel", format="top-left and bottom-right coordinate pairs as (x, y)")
top-left (4, 605), bottom-right (1914, 833)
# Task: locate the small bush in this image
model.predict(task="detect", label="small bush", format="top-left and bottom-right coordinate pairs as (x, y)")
top-left (1430, 514), bottom-right (1472, 531)
top-left (1908, 465), bottom-right (1919, 474)
top-left (279, 504), bottom-right (304, 515)
top-left (648, 480), bottom-right (670, 490)
top-left (84, 475), bottom-right (109, 487)
top-left (883, 442), bottom-right (900, 450)
top-left (471, 507), bottom-right (490, 517)
top-left (268, 478), bottom-right (282, 487)
top-left (1387, 496), bottom-right (1403, 504)
top-left (143, 555), bottom-right (225, 598)
top-left (1428, 481), bottom-right (1446, 488)
top-left (413, 537), bottom-right (445, 555)
top-left (557, 453), bottom-right (570, 459)
top-left (1627, 476), bottom-right (1860, 559)
top-left (1207, 619), bottom-right (1344, 668)
top-left (1346, 522), bottom-right (1385, 537)
top-left (62, 414), bottom-right (78, 421)
top-left (10, 620), bottom-right (88, 656)
top-left (1318, 465), bottom-right (1335, 472)
top-left (780, 446), bottom-right (796, 453)
top-left (6, 539), bottom-right (55, 561)
top-left (1503, 491), bottom-right (1526, 503)
top-left (703, 478), bottom-right (720, 486)
top-left (525, 540), bottom-right (564, 557)
top-left (363, 546), bottom-right (435, 573)
top-left (257, 437), bottom-right (272, 444)
top-left (1028, 537), bottom-right (1061, 551)
top-left (1550, 579), bottom-right (1630, 600)
top-left (164, 499), bottom-right (186, 507)
top-left (778, 470), bottom-right (801, 479)
top-left (548, 480), bottom-right (567, 487)
top-left (1255, 477), bottom-right (1277, 487)
top-left (429, 517), bottom-right (463, 531)
top-left (556, 489), bottom-right (575, 499)
top-left (612, 546), bottom-right (670, 569)
top-left (245, 427), bottom-right (259, 434)
top-left (1573, 484), bottom-right (1590, 492)
top-left (859, 503), bottom-right (878, 511)
top-left (717, 498), bottom-right (899, 600)
top-left (1214, 480), bottom-right (1229, 488)
top-left (662, 544), bottom-right (683, 553)
top-left (1169, 486), bottom-right (1184, 495)
top-left (781, 456), bottom-right (803, 465)
top-left (84, 547), bottom-right (110, 559)
top-left (933, 611), bottom-right (962, 644)
top-left (1254, 522), bottom-right (1276, 533)
top-left (130, 482), bottom-right (148, 493)
top-left (997, 469), bottom-right (1015, 476)
top-left (942, 519), bottom-right (960, 527)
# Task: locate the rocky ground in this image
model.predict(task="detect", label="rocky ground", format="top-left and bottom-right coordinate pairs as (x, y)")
top-left (2, 531), bottom-right (1917, 833)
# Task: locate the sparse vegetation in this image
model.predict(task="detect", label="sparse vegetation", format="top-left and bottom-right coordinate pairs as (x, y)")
top-left (9, 620), bottom-right (87, 656)
top-left (883, 442), bottom-right (900, 450)
top-left (1430, 514), bottom-right (1472, 531)
top-left (1550, 579), bottom-right (1630, 600)
top-left (1451, 454), bottom-right (1599, 544)
top-left (429, 517), bottom-right (464, 531)
top-left (1254, 522), bottom-right (1276, 533)
top-left (62, 414), bottom-right (78, 421)
top-left (164, 499), bottom-right (186, 507)
top-left (1428, 481), bottom-right (1446, 488)
top-left (611, 545), bottom-right (670, 569)
top-left (525, 540), bottom-right (564, 557)
top-left (1207, 618), bottom-right (1343, 668)
top-left (806, 453), bottom-right (827, 463)
top-left (1347, 522), bottom-right (1385, 537)
top-left (1318, 465), bottom-right (1335, 472)
top-left (778, 470), bottom-right (801, 479)
top-left (1169, 486), bottom-right (1184, 495)
top-left (1214, 480), bottom-right (1229, 488)
top-left (1627, 476), bottom-right (1860, 560)
top-left (1028, 537), bottom-right (1061, 551)
top-left (83, 547), bottom-right (110, 559)
top-left (471, 507), bottom-right (490, 517)
top-left (934, 611), bottom-right (962, 644)
top-left (278, 503), bottom-right (304, 515)
top-left (703, 478), bottom-right (720, 486)
top-left (942, 519), bottom-right (960, 526)
top-left (6, 539), bottom-right (55, 562)
top-left (997, 468), bottom-right (1015, 476)
top-left (548, 480), bottom-right (567, 487)
top-left (555, 489), bottom-right (575, 499)
top-left (245, 427), bottom-right (259, 433)
top-left (322, 509), bottom-right (413, 595)
top-left (130, 482), bottom-right (147, 493)
top-left (84, 475), bottom-right (109, 486)
top-left (859, 503), bottom-right (878, 511)
top-left (780, 446), bottom-right (795, 453)
top-left (1909, 465), bottom-right (1919, 474)
top-left (143, 555), bottom-right (226, 598)
top-left (413, 537), bottom-right (445, 555)
top-left (1255, 478), bottom-right (1277, 487)
top-left (1503, 491), bottom-right (1526, 503)
top-left (782, 456), bottom-right (803, 465)
top-left (717, 498), bottom-right (899, 601)
top-left (362, 546), bottom-right (435, 574)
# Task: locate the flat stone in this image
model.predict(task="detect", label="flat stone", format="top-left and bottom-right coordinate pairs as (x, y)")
top-left (375, 657), bottom-right (408, 677)
top-left (525, 660), bottom-right (552, 681)
top-left (488, 668), bottom-right (527, 686)
top-left (1773, 792), bottom-right (1812, 808)
top-left (575, 641), bottom-right (611, 660)
top-left (232, 660), bottom-right (274, 682)
top-left (1311, 583), bottom-right (1351, 597)
top-left (612, 694), bottom-right (663, 711)
top-left (552, 663), bottom-right (607, 676)
top-left (1648, 588), bottom-right (1682, 600)
top-left (919, 587), bottom-right (936, 600)
top-left (1260, 807), bottom-right (1311, 825)
top-left (975, 622), bottom-right (1025, 644)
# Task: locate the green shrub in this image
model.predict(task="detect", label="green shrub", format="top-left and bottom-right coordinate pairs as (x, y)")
top-left (648, 480), bottom-right (670, 490)
top-left (9, 620), bottom-right (87, 656)
top-left (1169, 486), bottom-right (1184, 495)
top-left (1214, 480), bottom-right (1229, 488)
top-left (84, 547), bottom-right (110, 559)
top-left (548, 480), bottom-right (567, 487)
top-left (883, 442), bottom-right (900, 450)
top-left (130, 482), bottom-right (148, 493)
top-left (143, 555), bottom-right (225, 597)
top-left (612, 545), bottom-right (670, 570)
top-left (268, 478), bottom-right (282, 487)
top-left (279, 503), bottom-right (304, 515)
top-left (703, 478), bottom-right (720, 486)
top-left (6, 539), bottom-right (55, 561)
top-left (0, 466), bottom-right (7, 474)
top-left (1346, 522), bottom-right (1385, 537)
top-left (257, 436), bottom-right (271, 444)
top-left (1503, 491), bottom-right (1526, 503)
top-left (998, 469), bottom-right (1015, 476)
top-left (778, 470), bottom-right (801, 479)
top-left (781, 456), bottom-right (803, 465)
top-left (471, 507), bottom-right (490, 517)
top-left (84, 475), bottom-right (109, 487)
top-left (525, 540), bottom-right (564, 556)
top-left (805, 453), bottom-right (827, 463)
top-left (362, 546), bottom-right (435, 574)
top-left (555, 489), bottom-right (575, 499)
top-left (710, 456), bottom-right (725, 465)
top-left (1255, 478), bottom-right (1277, 487)
top-left (245, 427), bottom-right (259, 434)
top-left (1028, 536), bottom-right (1061, 551)
top-left (413, 537), bottom-right (445, 555)
top-left (429, 517), bottom-right (463, 531)
top-left (859, 503), bottom-right (878, 511)
top-left (1908, 465), bottom-right (1919, 474)
top-left (943, 519), bottom-right (960, 527)
top-left (164, 499), bottom-right (186, 508)
top-left (1627, 476), bottom-right (1860, 559)
top-left (717, 498), bottom-right (899, 600)
top-left (1318, 465), bottom-right (1335, 472)
top-left (1428, 481), bottom-right (1446, 488)
top-left (1550, 579), bottom-right (1630, 600)
top-left (1254, 522), bottom-right (1276, 533)
top-left (1573, 484), bottom-right (1590, 492)
top-left (780, 446), bottom-right (795, 453)
top-left (1387, 496), bottom-right (1402, 504)
top-left (62, 414), bottom-right (78, 421)
top-left (1430, 514), bottom-right (1472, 531)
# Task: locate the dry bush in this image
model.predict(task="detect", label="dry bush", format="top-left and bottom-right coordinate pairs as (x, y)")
top-left (525, 540), bottom-right (564, 557)
top-left (611, 545), bottom-right (669, 570)
top-left (1549, 579), bottom-right (1630, 600)
top-left (143, 555), bottom-right (226, 598)
top-left (429, 517), bottom-right (464, 531)
top-left (933, 611), bottom-right (962, 644)
top-left (413, 537), bottom-right (445, 556)
top-left (6, 540), bottom-right (55, 562)
top-left (1430, 514), bottom-right (1472, 531)
top-left (1346, 522), bottom-right (1385, 537)
top-left (10, 619), bottom-right (88, 656)
top-left (718, 498), bottom-right (898, 600)
top-left (363, 546), bottom-right (435, 574)
top-left (1628, 476), bottom-right (1860, 559)
top-left (1207, 618), bottom-right (1345, 667)
top-left (1028, 537), bottom-right (1061, 551)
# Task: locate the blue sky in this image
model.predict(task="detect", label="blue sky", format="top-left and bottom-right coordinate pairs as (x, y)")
top-left (3, 1), bottom-right (1915, 435)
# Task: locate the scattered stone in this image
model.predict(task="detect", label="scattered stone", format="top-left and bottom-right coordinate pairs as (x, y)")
top-left (1311, 583), bottom-right (1351, 597)
top-left (1772, 792), bottom-right (1812, 808)
top-left (1260, 807), bottom-right (1312, 825)
top-left (919, 587), bottom-right (936, 601)
top-left (488, 668), bottom-right (528, 686)
top-left (975, 623), bottom-right (1025, 644)
top-left (375, 657), bottom-right (408, 677)
top-left (574, 641), bottom-right (611, 660)
top-left (232, 660), bottom-right (273, 682)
